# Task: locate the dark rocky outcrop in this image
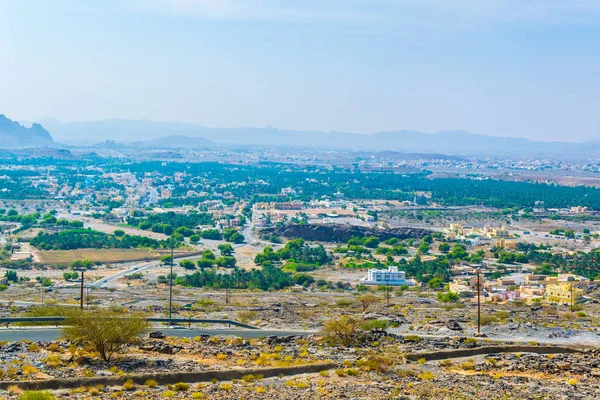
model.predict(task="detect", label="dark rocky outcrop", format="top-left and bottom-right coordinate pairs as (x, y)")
top-left (262, 223), bottom-right (431, 243)
top-left (0, 114), bottom-right (55, 148)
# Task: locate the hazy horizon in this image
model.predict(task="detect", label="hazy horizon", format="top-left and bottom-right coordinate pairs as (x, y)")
top-left (1, 0), bottom-right (599, 142)
top-left (12, 115), bottom-right (595, 145)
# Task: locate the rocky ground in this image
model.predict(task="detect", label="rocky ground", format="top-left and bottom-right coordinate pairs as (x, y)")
top-left (1, 328), bottom-right (599, 399)
top-left (1, 285), bottom-right (600, 399)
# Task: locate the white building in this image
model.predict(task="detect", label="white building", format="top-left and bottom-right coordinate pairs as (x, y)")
top-left (360, 266), bottom-right (415, 286)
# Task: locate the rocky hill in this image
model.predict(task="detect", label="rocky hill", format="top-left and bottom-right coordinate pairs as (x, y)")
top-left (261, 223), bottom-right (431, 242)
top-left (0, 114), bottom-right (54, 148)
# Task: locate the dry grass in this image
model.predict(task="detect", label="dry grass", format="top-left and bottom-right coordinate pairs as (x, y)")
top-left (36, 248), bottom-right (162, 264)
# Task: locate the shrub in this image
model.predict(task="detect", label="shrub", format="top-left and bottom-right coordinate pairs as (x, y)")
top-left (356, 294), bottom-right (380, 312)
top-left (44, 354), bottom-right (62, 368)
top-left (173, 382), bottom-right (189, 391)
top-left (162, 390), bottom-right (175, 398)
top-left (418, 371), bottom-right (435, 380)
top-left (397, 369), bottom-right (417, 378)
top-left (437, 291), bottom-right (459, 303)
top-left (145, 380), bottom-right (158, 388)
top-left (358, 354), bottom-right (392, 372)
top-left (358, 319), bottom-right (389, 331)
top-left (237, 310), bottom-right (257, 325)
top-left (241, 374), bottom-right (263, 383)
top-left (494, 311), bottom-right (510, 321)
top-left (19, 392), bottom-right (56, 400)
top-left (334, 299), bottom-right (355, 308)
top-left (22, 364), bottom-right (39, 375)
top-left (320, 316), bottom-right (361, 346)
top-left (179, 260), bottom-right (196, 270)
top-left (63, 309), bottom-right (149, 362)
top-left (479, 315), bottom-right (498, 326)
top-left (123, 379), bottom-right (135, 391)
top-left (460, 361), bottom-right (475, 370)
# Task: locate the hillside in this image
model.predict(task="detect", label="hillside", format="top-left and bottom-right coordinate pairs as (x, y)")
top-left (0, 115), bottom-right (54, 148)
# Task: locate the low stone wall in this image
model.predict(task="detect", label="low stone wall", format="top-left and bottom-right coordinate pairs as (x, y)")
top-left (0, 362), bottom-right (336, 391)
top-left (405, 345), bottom-right (585, 362)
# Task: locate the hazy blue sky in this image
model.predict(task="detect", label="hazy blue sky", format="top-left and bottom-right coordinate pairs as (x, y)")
top-left (1, 0), bottom-right (599, 142)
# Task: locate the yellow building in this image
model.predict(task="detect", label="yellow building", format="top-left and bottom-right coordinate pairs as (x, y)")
top-left (484, 225), bottom-right (510, 238)
top-left (496, 239), bottom-right (516, 250)
top-left (545, 282), bottom-right (583, 305)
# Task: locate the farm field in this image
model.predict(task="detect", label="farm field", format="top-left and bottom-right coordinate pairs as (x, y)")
top-left (34, 248), bottom-right (187, 264)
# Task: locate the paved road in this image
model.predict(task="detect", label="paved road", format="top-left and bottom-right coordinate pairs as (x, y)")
top-left (91, 226), bottom-right (253, 289)
top-left (0, 328), bottom-right (315, 342)
top-left (91, 259), bottom-right (160, 289)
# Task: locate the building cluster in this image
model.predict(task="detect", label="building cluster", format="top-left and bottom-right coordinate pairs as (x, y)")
top-left (445, 223), bottom-right (510, 239)
top-left (250, 199), bottom-right (382, 228)
top-left (444, 223), bottom-right (512, 247)
top-left (449, 272), bottom-right (589, 305)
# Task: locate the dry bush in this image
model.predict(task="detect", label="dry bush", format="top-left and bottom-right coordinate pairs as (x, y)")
top-left (320, 316), bottom-right (362, 346)
top-left (356, 294), bottom-right (380, 312)
top-left (236, 310), bottom-right (257, 325)
top-left (63, 309), bottom-right (148, 362)
top-left (357, 353), bottom-right (393, 372)
top-left (18, 392), bottom-right (56, 400)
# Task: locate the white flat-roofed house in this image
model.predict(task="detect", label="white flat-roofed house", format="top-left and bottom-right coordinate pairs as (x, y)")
top-left (360, 266), bottom-right (415, 286)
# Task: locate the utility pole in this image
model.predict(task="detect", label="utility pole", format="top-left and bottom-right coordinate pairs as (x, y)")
top-left (225, 279), bottom-right (230, 306)
top-left (41, 288), bottom-right (44, 306)
top-left (570, 281), bottom-right (574, 313)
top-left (80, 270), bottom-right (84, 310)
top-left (477, 269), bottom-right (481, 335)
top-left (386, 285), bottom-right (391, 307)
top-left (168, 234), bottom-right (174, 320)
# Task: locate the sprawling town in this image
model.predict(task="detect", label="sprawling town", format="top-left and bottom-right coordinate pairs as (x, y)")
top-left (0, 143), bottom-right (599, 399)
top-left (2, 0), bottom-right (600, 397)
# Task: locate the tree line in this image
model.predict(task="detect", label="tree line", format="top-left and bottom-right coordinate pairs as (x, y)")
top-left (31, 229), bottom-right (175, 250)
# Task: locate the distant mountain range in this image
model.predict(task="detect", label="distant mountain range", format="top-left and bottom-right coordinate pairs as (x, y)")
top-left (0, 115), bottom-right (54, 148)
top-left (133, 135), bottom-right (215, 149)
top-left (18, 117), bottom-right (600, 157)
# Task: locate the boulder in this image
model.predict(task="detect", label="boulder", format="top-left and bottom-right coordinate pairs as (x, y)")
top-left (148, 331), bottom-right (166, 339)
top-left (446, 320), bottom-right (463, 331)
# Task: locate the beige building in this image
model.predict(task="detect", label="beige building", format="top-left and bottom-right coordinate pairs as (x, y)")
top-left (484, 225), bottom-right (510, 238)
top-left (545, 282), bottom-right (583, 305)
top-left (496, 239), bottom-right (516, 250)
top-left (449, 279), bottom-right (471, 294)
top-left (570, 206), bottom-right (589, 214)
top-left (524, 274), bottom-right (547, 284)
